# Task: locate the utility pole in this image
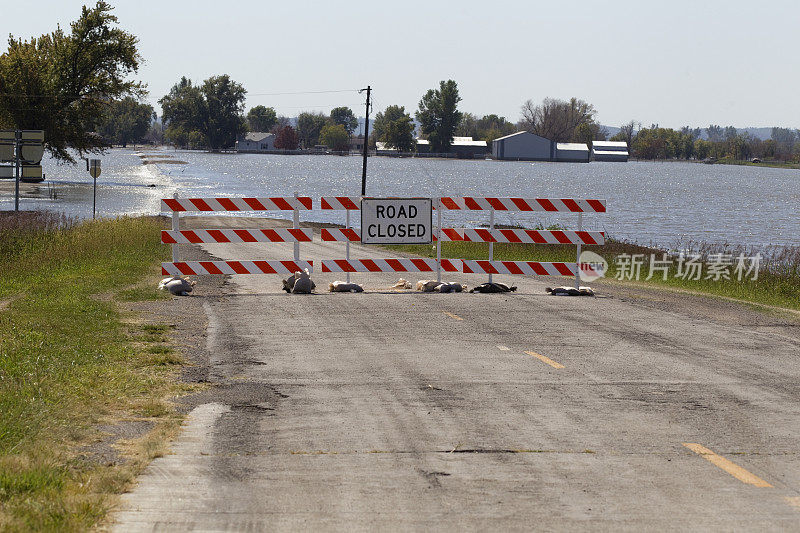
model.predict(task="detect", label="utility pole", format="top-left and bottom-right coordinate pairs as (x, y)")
top-left (14, 131), bottom-right (20, 212)
top-left (359, 85), bottom-right (371, 196)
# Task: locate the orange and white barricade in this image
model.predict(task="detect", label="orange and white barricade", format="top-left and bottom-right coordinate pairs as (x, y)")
top-left (320, 196), bottom-right (462, 282)
top-left (160, 193), bottom-right (313, 276)
top-left (438, 197), bottom-right (607, 287)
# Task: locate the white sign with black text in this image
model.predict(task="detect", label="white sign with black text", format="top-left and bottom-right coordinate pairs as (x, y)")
top-left (361, 197), bottom-right (432, 245)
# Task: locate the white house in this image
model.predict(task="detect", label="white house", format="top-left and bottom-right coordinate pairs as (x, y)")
top-left (591, 140), bottom-right (629, 162)
top-left (491, 131), bottom-right (554, 161)
top-left (555, 142), bottom-right (590, 163)
top-left (235, 132), bottom-right (275, 152)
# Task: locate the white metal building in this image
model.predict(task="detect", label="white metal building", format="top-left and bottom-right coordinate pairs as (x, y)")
top-left (451, 137), bottom-right (488, 158)
top-left (491, 131), bottom-right (554, 161)
top-left (235, 132), bottom-right (275, 152)
top-left (555, 143), bottom-right (590, 163)
top-left (591, 140), bottom-right (629, 162)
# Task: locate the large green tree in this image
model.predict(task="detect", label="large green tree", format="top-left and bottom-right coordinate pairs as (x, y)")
top-left (0, 1), bottom-right (143, 162)
top-left (159, 77), bottom-right (206, 148)
top-left (247, 105), bottom-right (277, 132)
top-left (456, 113), bottom-right (516, 142)
top-left (296, 111), bottom-right (328, 148)
top-left (416, 80), bottom-right (462, 153)
top-left (159, 74), bottom-right (246, 150)
top-left (98, 97), bottom-right (153, 147)
top-left (373, 105), bottom-right (415, 151)
top-left (320, 123), bottom-right (350, 151)
top-left (330, 106), bottom-right (358, 135)
top-left (202, 75), bottom-right (247, 149)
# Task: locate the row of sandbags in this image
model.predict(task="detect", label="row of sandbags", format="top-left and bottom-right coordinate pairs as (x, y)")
top-left (161, 272), bottom-right (591, 297)
top-left (284, 273), bottom-right (520, 295)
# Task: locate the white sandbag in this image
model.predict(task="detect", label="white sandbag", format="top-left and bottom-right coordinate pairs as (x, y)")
top-left (329, 281), bottom-right (364, 293)
top-left (163, 277), bottom-right (195, 296)
top-left (416, 280), bottom-right (441, 292)
top-left (392, 278), bottom-right (412, 289)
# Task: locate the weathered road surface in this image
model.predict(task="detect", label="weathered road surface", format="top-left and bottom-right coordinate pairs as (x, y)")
top-left (115, 219), bottom-right (800, 531)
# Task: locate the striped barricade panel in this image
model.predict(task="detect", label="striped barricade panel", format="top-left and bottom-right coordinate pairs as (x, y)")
top-left (161, 196), bottom-right (313, 212)
top-left (162, 260), bottom-right (313, 276)
top-left (320, 228), bottom-right (360, 242)
top-left (320, 228), bottom-right (463, 242)
top-left (162, 228), bottom-right (313, 244)
top-left (462, 260), bottom-right (577, 276)
top-left (321, 258), bottom-right (460, 273)
top-left (437, 197), bottom-right (606, 213)
top-left (320, 196), bottom-right (361, 210)
top-left (459, 228), bottom-right (604, 245)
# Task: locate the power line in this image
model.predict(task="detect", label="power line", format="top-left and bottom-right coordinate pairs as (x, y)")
top-left (0, 88), bottom-right (359, 99)
top-left (247, 89), bottom-right (358, 97)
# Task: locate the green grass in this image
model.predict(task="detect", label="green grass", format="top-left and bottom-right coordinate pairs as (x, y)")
top-left (714, 157), bottom-right (800, 170)
top-left (0, 213), bottom-right (183, 531)
top-left (384, 239), bottom-right (800, 311)
top-left (117, 286), bottom-right (172, 302)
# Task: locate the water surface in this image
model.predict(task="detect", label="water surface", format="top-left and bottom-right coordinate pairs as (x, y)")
top-left (2, 149), bottom-right (797, 249)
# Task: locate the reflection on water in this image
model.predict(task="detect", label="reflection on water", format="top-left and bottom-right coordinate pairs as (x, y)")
top-left (1, 148), bottom-right (798, 248)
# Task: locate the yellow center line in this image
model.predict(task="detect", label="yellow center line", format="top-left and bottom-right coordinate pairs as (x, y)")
top-left (682, 443), bottom-right (773, 488)
top-left (443, 311), bottom-right (463, 321)
top-left (524, 350), bottom-right (565, 369)
top-left (785, 496), bottom-right (800, 511)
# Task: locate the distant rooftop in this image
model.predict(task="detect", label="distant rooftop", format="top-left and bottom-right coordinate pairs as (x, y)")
top-left (593, 150), bottom-right (629, 156)
top-left (453, 138), bottom-right (487, 147)
top-left (592, 141), bottom-right (627, 149)
top-left (414, 137), bottom-right (487, 147)
top-left (241, 132), bottom-right (274, 142)
top-left (556, 143), bottom-right (589, 151)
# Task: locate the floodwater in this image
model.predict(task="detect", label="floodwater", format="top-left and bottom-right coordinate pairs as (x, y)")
top-left (2, 148), bottom-right (798, 250)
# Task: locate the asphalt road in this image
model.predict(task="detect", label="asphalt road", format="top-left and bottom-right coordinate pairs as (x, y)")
top-left (114, 218), bottom-right (800, 531)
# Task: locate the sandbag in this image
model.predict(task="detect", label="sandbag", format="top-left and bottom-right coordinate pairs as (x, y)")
top-left (392, 278), bottom-right (412, 289)
top-left (291, 269), bottom-right (314, 294)
top-left (469, 282), bottom-right (517, 293)
top-left (435, 282), bottom-right (466, 293)
top-left (282, 275), bottom-right (296, 293)
top-left (329, 281), bottom-right (364, 293)
top-left (416, 280), bottom-right (441, 292)
top-left (546, 286), bottom-right (594, 296)
top-left (159, 277), bottom-right (195, 296)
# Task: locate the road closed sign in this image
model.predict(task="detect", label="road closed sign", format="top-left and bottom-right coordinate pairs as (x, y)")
top-left (361, 197), bottom-right (432, 245)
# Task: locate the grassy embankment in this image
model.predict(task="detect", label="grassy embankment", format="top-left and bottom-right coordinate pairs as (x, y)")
top-left (0, 213), bottom-right (190, 531)
top-left (714, 158), bottom-right (800, 170)
top-left (386, 234), bottom-right (800, 311)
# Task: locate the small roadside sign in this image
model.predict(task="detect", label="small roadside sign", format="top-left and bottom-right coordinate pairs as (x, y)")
top-left (361, 197), bottom-right (432, 245)
top-left (89, 159), bottom-right (101, 178)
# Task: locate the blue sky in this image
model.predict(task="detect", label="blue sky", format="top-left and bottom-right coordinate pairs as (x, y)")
top-left (5, 0), bottom-right (800, 128)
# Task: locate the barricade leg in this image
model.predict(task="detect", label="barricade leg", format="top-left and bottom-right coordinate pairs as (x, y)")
top-left (488, 208), bottom-right (494, 284)
top-left (293, 191), bottom-right (300, 262)
top-left (575, 212), bottom-right (583, 289)
top-left (436, 199), bottom-right (442, 283)
top-left (171, 192), bottom-right (180, 278)
top-left (345, 210), bottom-right (351, 284)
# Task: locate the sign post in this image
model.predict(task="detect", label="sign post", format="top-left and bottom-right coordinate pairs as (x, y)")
top-left (14, 132), bottom-right (19, 212)
top-left (360, 198), bottom-right (432, 245)
top-left (0, 130), bottom-right (44, 212)
top-left (89, 159), bottom-right (101, 219)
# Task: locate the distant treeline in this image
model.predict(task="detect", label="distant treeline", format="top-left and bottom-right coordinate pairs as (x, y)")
top-left (627, 125), bottom-right (800, 162)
